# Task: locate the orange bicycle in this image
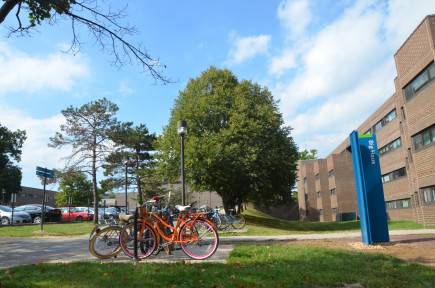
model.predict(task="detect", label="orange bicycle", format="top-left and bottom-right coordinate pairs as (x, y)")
top-left (119, 195), bottom-right (219, 260)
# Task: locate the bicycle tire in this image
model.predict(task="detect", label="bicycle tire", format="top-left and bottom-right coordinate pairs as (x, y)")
top-left (120, 222), bottom-right (157, 259)
top-left (231, 214), bottom-right (246, 229)
top-left (89, 226), bottom-right (123, 259)
top-left (219, 214), bottom-right (230, 231)
top-left (211, 213), bottom-right (222, 230)
top-left (180, 219), bottom-right (219, 260)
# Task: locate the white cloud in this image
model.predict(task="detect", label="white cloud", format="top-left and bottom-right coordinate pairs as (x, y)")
top-left (277, 0), bottom-right (311, 37)
top-left (0, 105), bottom-right (69, 187)
top-left (385, 0), bottom-right (435, 48)
top-left (225, 31), bottom-right (271, 65)
top-left (268, 49), bottom-right (297, 76)
top-left (0, 42), bottom-right (89, 95)
top-left (118, 82), bottom-right (134, 95)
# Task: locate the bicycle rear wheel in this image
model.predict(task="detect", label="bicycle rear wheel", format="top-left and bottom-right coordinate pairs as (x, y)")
top-left (231, 214), bottom-right (246, 229)
top-left (180, 219), bottom-right (219, 260)
top-left (219, 214), bottom-right (230, 231)
top-left (120, 222), bottom-right (157, 259)
top-left (89, 226), bottom-right (122, 259)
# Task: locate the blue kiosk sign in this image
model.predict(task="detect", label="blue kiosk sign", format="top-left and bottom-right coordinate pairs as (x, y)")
top-left (350, 131), bottom-right (389, 245)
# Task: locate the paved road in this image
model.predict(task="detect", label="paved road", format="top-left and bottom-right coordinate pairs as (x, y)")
top-left (1, 229), bottom-right (434, 269)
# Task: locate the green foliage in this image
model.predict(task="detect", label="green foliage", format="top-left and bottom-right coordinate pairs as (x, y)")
top-left (298, 149), bottom-right (318, 160)
top-left (49, 98), bottom-right (119, 223)
top-left (0, 123), bottom-right (26, 202)
top-left (102, 122), bottom-right (157, 204)
top-left (155, 66), bottom-right (299, 212)
top-left (55, 170), bottom-right (93, 207)
top-left (25, 0), bottom-right (76, 26)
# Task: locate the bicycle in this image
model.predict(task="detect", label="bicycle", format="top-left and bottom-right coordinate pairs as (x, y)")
top-left (88, 218), bottom-right (130, 259)
top-left (200, 206), bottom-right (228, 231)
top-left (223, 208), bottom-right (246, 229)
top-left (119, 195), bottom-right (219, 260)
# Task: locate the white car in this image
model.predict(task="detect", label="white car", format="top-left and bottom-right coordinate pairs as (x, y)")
top-left (0, 205), bottom-right (32, 225)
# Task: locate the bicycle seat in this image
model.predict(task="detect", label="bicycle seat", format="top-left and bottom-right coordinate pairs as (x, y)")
top-left (175, 205), bottom-right (191, 212)
top-left (119, 213), bottom-right (134, 223)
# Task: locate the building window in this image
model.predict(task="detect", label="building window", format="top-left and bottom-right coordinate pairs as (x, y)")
top-left (332, 208), bottom-right (337, 214)
top-left (28, 194), bottom-right (33, 198)
top-left (372, 109), bottom-right (397, 133)
top-left (328, 170), bottom-right (334, 177)
top-left (317, 192), bottom-right (321, 198)
top-left (403, 62), bottom-right (435, 102)
top-left (319, 209), bottom-right (323, 216)
top-left (305, 194), bottom-right (308, 200)
top-left (381, 167), bottom-right (406, 183)
top-left (421, 186), bottom-right (435, 205)
top-left (315, 174), bottom-right (319, 181)
top-left (385, 198), bottom-right (411, 210)
top-left (304, 177), bottom-right (307, 183)
top-left (330, 188), bottom-right (336, 195)
top-left (364, 129), bottom-right (371, 134)
top-left (401, 107), bottom-right (406, 120)
top-left (412, 124), bottom-right (435, 152)
top-left (379, 138), bottom-right (402, 156)
top-left (414, 192), bottom-right (419, 207)
top-left (18, 193), bottom-right (27, 198)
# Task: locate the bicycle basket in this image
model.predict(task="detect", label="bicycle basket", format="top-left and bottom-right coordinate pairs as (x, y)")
top-left (138, 205), bottom-right (148, 217)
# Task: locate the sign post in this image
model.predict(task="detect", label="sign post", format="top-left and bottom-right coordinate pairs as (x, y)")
top-left (11, 193), bottom-right (17, 226)
top-left (350, 131), bottom-right (389, 245)
top-left (36, 167), bottom-right (54, 231)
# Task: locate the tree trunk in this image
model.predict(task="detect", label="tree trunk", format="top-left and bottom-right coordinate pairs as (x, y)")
top-left (92, 145), bottom-right (99, 224)
top-left (0, 0), bottom-right (20, 24)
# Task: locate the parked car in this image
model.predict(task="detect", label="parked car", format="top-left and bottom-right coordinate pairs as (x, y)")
top-left (0, 205), bottom-right (32, 225)
top-left (59, 207), bottom-right (94, 222)
top-left (105, 207), bottom-right (120, 219)
top-left (14, 204), bottom-right (62, 223)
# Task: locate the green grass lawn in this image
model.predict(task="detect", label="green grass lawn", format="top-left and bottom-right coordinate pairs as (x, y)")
top-left (1, 244), bottom-right (434, 287)
top-left (0, 208), bottom-right (434, 287)
top-left (0, 207), bottom-right (433, 238)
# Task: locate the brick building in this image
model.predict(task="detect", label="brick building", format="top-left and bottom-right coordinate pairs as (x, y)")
top-left (12, 186), bottom-right (58, 207)
top-left (297, 15), bottom-right (435, 226)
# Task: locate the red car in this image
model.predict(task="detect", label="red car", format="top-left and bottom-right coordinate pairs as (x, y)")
top-left (59, 207), bottom-right (94, 222)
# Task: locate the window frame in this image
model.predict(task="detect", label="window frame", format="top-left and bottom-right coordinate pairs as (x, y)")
top-left (421, 186), bottom-right (435, 205)
top-left (412, 124), bottom-right (435, 152)
top-left (403, 62), bottom-right (435, 102)
top-left (372, 109), bottom-right (397, 133)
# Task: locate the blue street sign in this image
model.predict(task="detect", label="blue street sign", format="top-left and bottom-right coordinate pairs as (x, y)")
top-left (350, 131), bottom-right (389, 245)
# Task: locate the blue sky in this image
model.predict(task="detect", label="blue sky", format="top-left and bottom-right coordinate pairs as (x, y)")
top-left (1, 0), bottom-right (434, 190)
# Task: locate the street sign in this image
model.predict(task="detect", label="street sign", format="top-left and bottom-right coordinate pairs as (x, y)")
top-left (350, 131), bottom-right (389, 245)
top-left (36, 167), bottom-right (54, 179)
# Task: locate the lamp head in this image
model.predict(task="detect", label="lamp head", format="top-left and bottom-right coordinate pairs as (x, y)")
top-left (123, 155), bottom-right (129, 165)
top-left (177, 120), bottom-right (188, 135)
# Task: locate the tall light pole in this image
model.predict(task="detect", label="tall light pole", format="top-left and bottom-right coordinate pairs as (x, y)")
top-left (123, 155), bottom-right (129, 214)
top-left (177, 120), bottom-right (187, 206)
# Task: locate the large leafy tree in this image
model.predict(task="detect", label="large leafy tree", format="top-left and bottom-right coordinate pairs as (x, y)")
top-left (49, 98), bottom-right (119, 223)
top-left (298, 149), bottom-right (318, 160)
top-left (155, 66), bottom-right (299, 212)
top-left (55, 170), bottom-right (93, 207)
top-left (0, 123), bottom-right (26, 204)
top-left (0, 0), bottom-right (169, 84)
top-left (101, 123), bottom-right (157, 205)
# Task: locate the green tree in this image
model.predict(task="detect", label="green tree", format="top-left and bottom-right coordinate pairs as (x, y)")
top-left (298, 149), bottom-right (318, 160)
top-left (102, 123), bottom-right (157, 205)
top-left (49, 98), bottom-right (119, 223)
top-left (0, 123), bottom-right (26, 204)
top-left (55, 170), bottom-right (93, 207)
top-left (155, 66), bottom-right (299, 212)
top-left (0, 0), bottom-right (169, 83)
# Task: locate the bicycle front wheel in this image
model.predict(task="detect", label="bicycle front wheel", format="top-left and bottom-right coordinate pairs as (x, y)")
top-left (180, 219), bottom-right (219, 260)
top-left (120, 222), bottom-right (157, 259)
top-left (231, 214), bottom-right (246, 229)
top-left (211, 214), bottom-right (222, 230)
top-left (89, 226), bottom-right (122, 259)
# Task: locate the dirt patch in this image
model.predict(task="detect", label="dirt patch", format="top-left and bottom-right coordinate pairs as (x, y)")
top-left (282, 234), bottom-right (435, 268)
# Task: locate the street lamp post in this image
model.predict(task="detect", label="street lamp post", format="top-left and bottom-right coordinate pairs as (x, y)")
top-left (123, 155), bottom-right (129, 214)
top-left (177, 120), bottom-right (188, 206)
